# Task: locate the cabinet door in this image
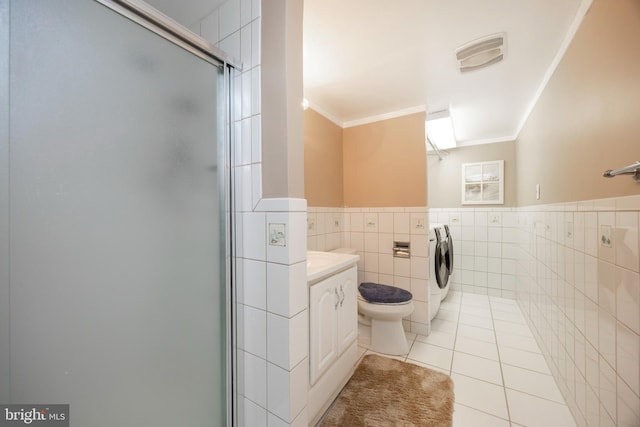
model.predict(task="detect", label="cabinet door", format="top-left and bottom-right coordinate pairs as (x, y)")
top-left (309, 276), bottom-right (338, 385)
top-left (337, 267), bottom-right (358, 354)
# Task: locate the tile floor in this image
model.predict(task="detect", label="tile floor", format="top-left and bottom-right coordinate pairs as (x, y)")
top-left (357, 291), bottom-right (576, 427)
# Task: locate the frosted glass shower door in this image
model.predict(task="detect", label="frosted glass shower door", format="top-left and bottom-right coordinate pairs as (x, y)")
top-left (5, 1), bottom-right (229, 426)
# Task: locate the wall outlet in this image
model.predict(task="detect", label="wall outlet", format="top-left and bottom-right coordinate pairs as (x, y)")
top-left (307, 218), bottom-right (316, 232)
top-left (450, 213), bottom-right (461, 224)
top-left (566, 221), bottom-right (573, 239)
top-left (490, 214), bottom-right (501, 225)
top-left (269, 223), bottom-right (286, 246)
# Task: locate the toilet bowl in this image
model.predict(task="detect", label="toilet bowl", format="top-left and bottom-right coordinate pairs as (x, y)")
top-left (357, 295), bottom-right (414, 355)
top-left (331, 248), bottom-right (414, 356)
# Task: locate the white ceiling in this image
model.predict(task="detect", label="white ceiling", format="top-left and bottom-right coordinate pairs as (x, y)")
top-left (304, 0), bottom-right (590, 145)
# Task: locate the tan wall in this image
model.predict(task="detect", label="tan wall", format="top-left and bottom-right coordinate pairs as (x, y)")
top-left (304, 109), bottom-right (344, 207)
top-left (428, 140), bottom-right (517, 208)
top-left (516, 0), bottom-right (640, 205)
top-left (261, 0), bottom-right (305, 199)
top-left (343, 112), bottom-right (427, 207)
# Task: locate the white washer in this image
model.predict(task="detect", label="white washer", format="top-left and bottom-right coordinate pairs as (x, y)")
top-left (429, 224), bottom-right (452, 320)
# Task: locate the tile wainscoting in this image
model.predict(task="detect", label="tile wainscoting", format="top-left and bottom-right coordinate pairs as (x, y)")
top-left (307, 207), bottom-right (431, 335)
top-left (308, 197), bottom-right (640, 427)
top-left (516, 196), bottom-right (640, 427)
top-left (236, 198), bottom-right (309, 427)
top-left (429, 207), bottom-right (519, 299)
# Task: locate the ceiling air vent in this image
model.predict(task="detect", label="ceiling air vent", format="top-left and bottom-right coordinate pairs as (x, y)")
top-left (456, 33), bottom-right (505, 73)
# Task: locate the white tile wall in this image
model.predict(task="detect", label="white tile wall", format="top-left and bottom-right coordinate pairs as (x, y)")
top-left (430, 207), bottom-right (518, 298)
top-left (192, 2), bottom-right (308, 426)
top-left (234, 198), bottom-right (309, 426)
top-left (306, 207), bottom-right (345, 252)
top-left (266, 261), bottom-right (307, 318)
top-left (419, 201), bottom-right (640, 426)
top-left (232, 198), bottom-right (309, 426)
top-left (267, 360), bottom-right (307, 421)
top-left (307, 206), bottom-right (430, 335)
top-left (516, 195), bottom-right (640, 427)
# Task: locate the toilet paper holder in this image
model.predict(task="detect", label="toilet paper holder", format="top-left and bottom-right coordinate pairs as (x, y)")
top-left (393, 241), bottom-right (410, 258)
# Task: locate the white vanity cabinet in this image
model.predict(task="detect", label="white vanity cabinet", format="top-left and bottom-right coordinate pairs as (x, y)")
top-left (309, 265), bottom-right (357, 384)
top-left (306, 251), bottom-right (359, 425)
top-left (337, 268), bottom-right (358, 356)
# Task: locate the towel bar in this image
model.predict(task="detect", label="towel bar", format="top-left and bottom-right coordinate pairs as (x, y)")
top-left (603, 161), bottom-right (640, 183)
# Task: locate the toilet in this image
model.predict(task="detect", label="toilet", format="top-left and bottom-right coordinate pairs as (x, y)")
top-left (331, 248), bottom-right (415, 356)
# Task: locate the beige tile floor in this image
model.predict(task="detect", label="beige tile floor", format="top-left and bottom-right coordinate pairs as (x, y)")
top-left (357, 291), bottom-right (576, 427)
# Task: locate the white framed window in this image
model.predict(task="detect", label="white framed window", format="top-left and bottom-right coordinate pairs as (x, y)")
top-left (461, 160), bottom-right (504, 205)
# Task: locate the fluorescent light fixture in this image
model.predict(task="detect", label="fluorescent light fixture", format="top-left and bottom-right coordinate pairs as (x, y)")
top-left (426, 110), bottom-right (456, 150)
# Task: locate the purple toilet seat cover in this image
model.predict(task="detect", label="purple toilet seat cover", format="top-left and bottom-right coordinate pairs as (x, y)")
top-left (358, 282), bottom-right (413, 304)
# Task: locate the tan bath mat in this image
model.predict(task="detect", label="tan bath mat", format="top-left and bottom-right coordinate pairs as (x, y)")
top-left (319, 354), bottom-right (454, 426)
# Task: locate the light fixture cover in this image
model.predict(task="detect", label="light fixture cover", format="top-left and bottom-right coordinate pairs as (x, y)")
top-left (426, 110), bottom-right (456, 150)
top-left (456, 33), bottom-right (505, 73)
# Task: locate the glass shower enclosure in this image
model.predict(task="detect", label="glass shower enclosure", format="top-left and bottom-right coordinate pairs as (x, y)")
top-left (0, 0), bottom-right (234, 425)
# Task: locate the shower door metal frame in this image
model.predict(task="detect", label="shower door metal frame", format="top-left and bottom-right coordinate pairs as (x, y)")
top-left (96, 0), bottom-right (241, 69)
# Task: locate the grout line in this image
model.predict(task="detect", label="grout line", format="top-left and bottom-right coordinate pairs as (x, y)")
top-left (454, 402), bottom-right (512, 424)
top-left (448, 293), bottom-right (463, 375)
top-left (489, 295), bottom-right (514, 424)
top-left (503, 385), bottom-right (569, 406)
top-left (403, 334), bottom-right (417, 363)
top-left (499, 360), bottom-right (551, 376)
top-left (451, 348), bottom-right (500, 363)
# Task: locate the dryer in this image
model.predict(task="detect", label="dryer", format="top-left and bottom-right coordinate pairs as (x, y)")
top-left (428, 224), bottom-right (452, 320)
top-left (440, 224), bottom-right (454, 301)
